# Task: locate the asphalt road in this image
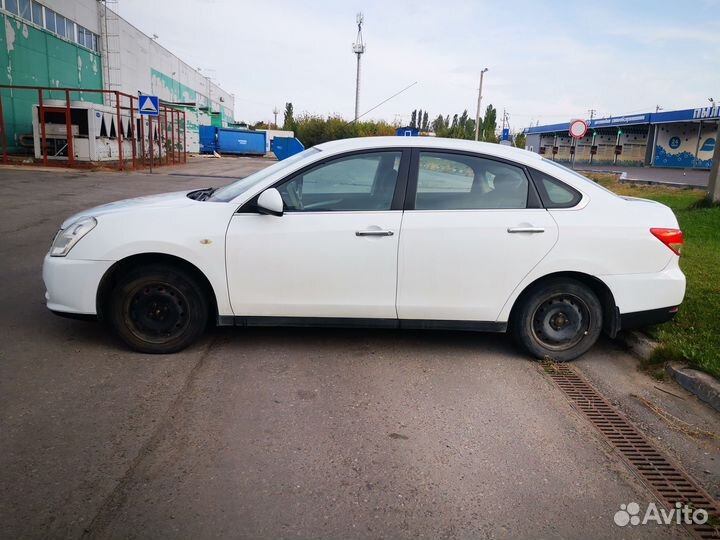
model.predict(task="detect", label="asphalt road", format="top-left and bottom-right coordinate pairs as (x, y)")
top-left (1, 159), bottom-right (716, 540)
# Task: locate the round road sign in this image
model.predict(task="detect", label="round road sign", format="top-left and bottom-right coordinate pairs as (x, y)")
top-left (569, 119), bottom-right (588, 139)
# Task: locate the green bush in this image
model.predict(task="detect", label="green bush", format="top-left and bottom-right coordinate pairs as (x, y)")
top-left (293, 114), bottom-right (395, 148)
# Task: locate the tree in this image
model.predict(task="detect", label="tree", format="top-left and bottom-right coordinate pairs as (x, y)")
top-left (481, 104), bottom-right (497, 142)
top-left (431, 114), bottom-right (446, 134)
top-left (422, 111), bottom-right (429, 132)
top-left (409, 109), bottom-right (417, 129)
top-left (283, 102), bottom-right (296, 131)
top-left (292, 114), bottom-right (395, 148)
top-left (513, 132), bottom-right (527, 149)
top-left (417, 109), bottom-right (423, 130)
top-left (464, 118), bottom-right (476, 140)
top-left (450, 114), bottom-right (458, 131)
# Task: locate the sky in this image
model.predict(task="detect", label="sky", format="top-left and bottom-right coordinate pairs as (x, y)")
top-left (116, 0), bottom-right (720, 132)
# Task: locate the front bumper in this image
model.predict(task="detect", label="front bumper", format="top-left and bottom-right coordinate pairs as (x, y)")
top-left (42, 254), bottom-right (114, 315)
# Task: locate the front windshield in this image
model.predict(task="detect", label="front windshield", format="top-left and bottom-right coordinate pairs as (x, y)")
top-left (541, 159), bottom-right (619, 197)
top-left (209, 148), bottom-right (320, 202)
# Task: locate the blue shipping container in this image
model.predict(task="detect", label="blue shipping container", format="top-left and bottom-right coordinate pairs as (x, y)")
top-left (217, 129), bottom-right (266, 155)
top-left (271, 137), bottom-right (305, 160)
top-left (199, 125), bottom-right (218, 153)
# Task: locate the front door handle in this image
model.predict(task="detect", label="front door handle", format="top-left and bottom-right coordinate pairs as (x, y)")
top-left (356, 230), bottom-right (394, 237)
top-left (507, 227), bottom-right (545, 234)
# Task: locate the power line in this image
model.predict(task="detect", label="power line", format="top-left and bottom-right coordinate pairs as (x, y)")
top-left (348, 81), bottom-right (418, 124)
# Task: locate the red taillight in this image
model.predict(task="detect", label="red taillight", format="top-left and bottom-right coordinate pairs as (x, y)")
top-left (650, 228), bottom-right (684, 256)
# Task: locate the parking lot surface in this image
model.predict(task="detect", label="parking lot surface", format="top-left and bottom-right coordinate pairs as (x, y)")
top-left (0, 159), bottom-right (716, 540)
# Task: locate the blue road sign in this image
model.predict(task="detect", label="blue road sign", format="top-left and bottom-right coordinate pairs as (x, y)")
top-left (138, 95), bottom-right (159, 117)
top-left (502, 128), bottom-right (510, 141)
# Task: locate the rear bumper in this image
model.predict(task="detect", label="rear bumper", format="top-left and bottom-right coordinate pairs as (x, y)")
top-left (599, 264), bottom-right (686, 315)
top-left (43, 254), bottom-right (113, 315)
top-left (620, 306), bottom-right (679, 330)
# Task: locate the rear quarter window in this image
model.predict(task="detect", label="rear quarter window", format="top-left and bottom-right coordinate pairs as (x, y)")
top-left (529, 169), bottom-right (582, 208)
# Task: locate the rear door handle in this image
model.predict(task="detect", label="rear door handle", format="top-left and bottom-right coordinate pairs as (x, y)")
top-left (356, 230), bottom-right (394, 237)
top-left (507, 227), bottom-right (545, 234)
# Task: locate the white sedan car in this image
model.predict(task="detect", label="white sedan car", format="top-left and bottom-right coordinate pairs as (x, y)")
top-left (43, 137), bottom-right (685, 360)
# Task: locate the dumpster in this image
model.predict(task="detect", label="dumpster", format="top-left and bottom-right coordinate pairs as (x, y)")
top-left (199, 125), bottom-right (217, 153)
top-left (198, 127), bottom-right (266, 155)
top-left (271, 137), bottom-right (305, 160)
top-left (217, 129), bottom-right (266, 155)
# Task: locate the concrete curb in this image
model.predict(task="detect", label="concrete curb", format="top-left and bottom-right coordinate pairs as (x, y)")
top-left (665, 363), bottom-right (720, 414)
top-left (619, 330), bottom-right (659, 360)
top-left (619, 331), bottom-right (720, 414)
top-left (618, 177), bottom-right (706, 189)
top-left (574, 168), bottom-right (628, 175)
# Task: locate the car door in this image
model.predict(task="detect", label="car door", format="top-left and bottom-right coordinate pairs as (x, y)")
top-left (225, 149), bottom-right (409, 319)
top-left (396, 149), bottom-right (559, 322)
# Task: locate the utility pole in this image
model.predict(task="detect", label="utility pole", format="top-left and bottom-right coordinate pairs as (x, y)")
top-left (474, 67), bottom-right (488, 141)
top-left (352, 13), bottom-right (366, 122)
top-left (272, 107), bottom-right (279, 128)
top-left (655, 105), bottom-right (663, 113)
top-left (708, 129), bottom-right (720, 203)
top-left (588, 109), bottom-right (596, 121)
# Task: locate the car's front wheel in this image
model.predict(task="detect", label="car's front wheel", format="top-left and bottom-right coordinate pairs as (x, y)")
top-left (511, 278), bottom-right (603, 362)
top-left (109, 264), bottom-right (208, 354)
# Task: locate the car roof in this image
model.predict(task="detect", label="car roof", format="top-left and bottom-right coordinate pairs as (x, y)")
top-left (315, 136), bottom-right (543, 166)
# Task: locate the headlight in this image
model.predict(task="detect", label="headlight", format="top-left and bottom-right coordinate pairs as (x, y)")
top-left (50, 216), bottom-right (97, 257)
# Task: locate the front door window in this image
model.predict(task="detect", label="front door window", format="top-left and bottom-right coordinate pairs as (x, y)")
top-left (278, 151), bottom-right (402, 212)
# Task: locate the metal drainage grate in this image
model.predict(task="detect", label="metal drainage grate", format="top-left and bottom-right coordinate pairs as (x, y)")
top-left (543, 361), bottom-right (719, 540)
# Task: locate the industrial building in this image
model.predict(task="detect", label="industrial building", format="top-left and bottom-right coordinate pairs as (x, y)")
top-left (0, 0), bottom-right (236, 160)
top-left (524, 106), bottom-right (718, 169)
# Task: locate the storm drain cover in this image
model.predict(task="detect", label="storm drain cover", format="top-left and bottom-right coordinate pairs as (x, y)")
top-left (542, 361), bottom-right (719, 540)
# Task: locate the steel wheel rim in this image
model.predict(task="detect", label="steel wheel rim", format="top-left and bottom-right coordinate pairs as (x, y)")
top-left (530, 293), bottom-right (590, 351)
top-left (124, 282), bottom-right (190, 344)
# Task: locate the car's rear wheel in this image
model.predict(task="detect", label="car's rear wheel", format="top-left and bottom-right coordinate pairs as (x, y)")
top-left (511, 278), bottom-right (603, 362)
top-left (109, 264), bottom-right (208, 354)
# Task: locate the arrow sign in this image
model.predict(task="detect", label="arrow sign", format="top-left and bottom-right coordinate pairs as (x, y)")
top-left (139, 95), bottom-right (159, 116)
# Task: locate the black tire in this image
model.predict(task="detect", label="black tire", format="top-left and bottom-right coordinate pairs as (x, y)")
top-left (511, 278), bottom-right (603, 362)
top-left (109, 264), bottom-right (208, 354)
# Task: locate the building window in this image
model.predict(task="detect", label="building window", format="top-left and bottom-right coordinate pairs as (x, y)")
top-left (77, 25), bottom-right (86, 47)
top-left (44, 7), bottom-right (55, 32)
top-left (55, 13), bottom-right (65, 36)
top-left (31, 0), bottom-right (42, 24)
top-left (18, 0), bottom-right (31, 20)
top-left (4, 0), bottom-right (99, 53)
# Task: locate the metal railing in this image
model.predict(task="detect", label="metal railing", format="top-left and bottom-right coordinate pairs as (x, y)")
top-left (0, 85), bottom-right (187, 170)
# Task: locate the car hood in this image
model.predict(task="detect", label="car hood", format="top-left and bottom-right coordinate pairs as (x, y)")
top-left (61, 190), bottom-right (197, 229)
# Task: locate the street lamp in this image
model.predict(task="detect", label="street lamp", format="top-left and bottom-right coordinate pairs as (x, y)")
top-left (474, 68), bottom-right (489, 141)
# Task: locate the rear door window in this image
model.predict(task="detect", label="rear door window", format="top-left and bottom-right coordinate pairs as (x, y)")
top-left (413, 151), bottom-right (529, 210)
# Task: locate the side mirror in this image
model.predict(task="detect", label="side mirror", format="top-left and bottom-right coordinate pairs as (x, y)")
top-left (256, 188), bottom-right (284, 216)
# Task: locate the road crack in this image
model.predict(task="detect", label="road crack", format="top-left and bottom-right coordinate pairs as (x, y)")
top-left (79, 337), bottom-right (217, 540)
